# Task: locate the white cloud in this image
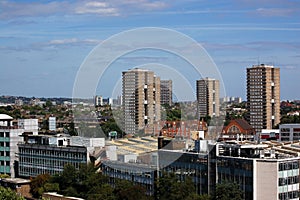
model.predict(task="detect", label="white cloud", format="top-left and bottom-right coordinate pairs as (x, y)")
top-left (75, 1), bottom-right (119, 16)
top-left (0, 0), bottom-right (168, 19)
top-left (255, 8), bottom-right (295, 17)
top-left (46, 38), bottom-right (102, 46)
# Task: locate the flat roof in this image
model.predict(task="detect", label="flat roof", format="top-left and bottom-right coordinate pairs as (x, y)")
top-left (1, 178), bottom-right (31, 184)
top-left (0, 114), bottom-right (13, 120)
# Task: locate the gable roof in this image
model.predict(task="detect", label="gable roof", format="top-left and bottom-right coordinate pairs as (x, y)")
top-left (234, 119), bottom-right (253, 130)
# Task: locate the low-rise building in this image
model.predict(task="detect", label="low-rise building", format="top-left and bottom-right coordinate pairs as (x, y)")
top-left (216, 140), bottom-right (300, 200)
top-left (18, 134), bottom-right (87, 178)
top-left (221, 119), bottom-right (255, 141)
top-left (101, 136), bottom-right (300, 200)
top-left (0, 178), bottom-right (31, 198)
top-left (280, 124), bottom-right (300, 142)
top-left (260, 129), bottom-right (280, 141)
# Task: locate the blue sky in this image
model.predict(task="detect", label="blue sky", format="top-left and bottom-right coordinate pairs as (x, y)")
top-left (1, 0), bottom-right (300, 100)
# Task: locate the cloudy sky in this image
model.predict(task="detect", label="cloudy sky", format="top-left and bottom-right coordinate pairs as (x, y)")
top-left (1, 0), bottom-right (300, 100)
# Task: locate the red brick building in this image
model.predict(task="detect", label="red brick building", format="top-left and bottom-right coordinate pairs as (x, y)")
top-left (221, 119), bottom-right (255, 141)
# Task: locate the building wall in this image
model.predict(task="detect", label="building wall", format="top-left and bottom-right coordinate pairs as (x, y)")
top-left (278, 160), bottom-right (300, 200)
top-left (216, 156), bottom-right (254, 200)
top-left (101, 161), bottom-right (156, 195)
top-left (160, 80), bottom-right (172, 106)
top-left (196, 78), bottom-right (220, 119)
top-left (122, 69), bottom-right (161, 134)
top-left (247, 64), bottom-right (280, 133)
top-left (18, 119), bottom-right (38, 135)
top-left (0, 128), bottom-right (23, 177)
top-left (279, 124), bottom-right (300, 142)
top-left (18, 144), bottom-right (87, 178)
top-left (255, 160), bottom-right (278, 200)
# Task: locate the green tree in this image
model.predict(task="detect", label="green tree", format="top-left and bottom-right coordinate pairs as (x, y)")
top-left (0, 174), bottom-right (10, 179)
top-left (214, 182), bottom-right (243, 200)
top-left (157, 173), bottom-right (201, 200)
top-left (45, 100), bottom-right (53, 108)
top-left (87, 184), bottom-right (116, 200)
top-left (114, 179), bottom-right (151, 200)
top-left (30, 174), bottom-right (52, 198)
top-left (0, 186), bottom-right (25, 200)
top-left (60, 164), bottom-right (77, 192)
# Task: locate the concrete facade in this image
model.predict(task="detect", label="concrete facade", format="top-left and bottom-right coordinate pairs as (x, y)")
top-left (247, 64), bottom-right (280, 133)
top-left (160, 80), bottom-right (172, 106)
top-left (196, 78), bottom-right (220, 119)
top-left (122, 69), bottom-right (161, 134)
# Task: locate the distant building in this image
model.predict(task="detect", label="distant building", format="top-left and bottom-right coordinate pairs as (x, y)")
top-left (160, 80), bottom-right (172, 106)
top-left (103, 97), bottom-right (113, 105)
top-left (14, 99), bottom-right (23, 106)
top-left (279, 124), bottom-right (300, 142)
top-left (0, 114), bottom-right (24, 177)
top-left (221, 119), bottom-right (255, 141)
top-left (247, 64), bottom-right (280, 133)
top-left (94, 95), bottom-right (103, 106)
top-left (18, 134), bottom-right (87, 178)
top-left (49, 117), bottom-right (56, 131)
top-left (113, 95), bottom-right (122, 106)
top-left (260, 129), bottom-right (280, 141)
top-left (196, 78), bottom-right (220, 119)
top-left (18, 119), bottom-right (38, 135)
top-left (122, 68), bottom-right (161, 134)
top-left (220, 96), bottom-right (242, 104)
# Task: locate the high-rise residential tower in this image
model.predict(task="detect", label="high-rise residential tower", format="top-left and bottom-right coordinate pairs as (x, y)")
top-left (160, 80), bottom-right (172, 106)
top-left (122, 69), bottom-right (161, 134)
top-left (196, 78), bottom-right (220, 119)
top-left (247, 64), bottom-right (280, 133)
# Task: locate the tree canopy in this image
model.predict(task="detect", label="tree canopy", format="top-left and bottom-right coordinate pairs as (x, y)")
top-left (0, 186), bottom-right (25, 200)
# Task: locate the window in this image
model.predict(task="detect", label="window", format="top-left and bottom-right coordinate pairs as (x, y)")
top-left (279, 178), bottom-right (287, 186)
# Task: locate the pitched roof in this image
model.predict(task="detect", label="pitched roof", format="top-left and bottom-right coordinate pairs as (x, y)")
top-left (234, 118), bottom-right (253, 130)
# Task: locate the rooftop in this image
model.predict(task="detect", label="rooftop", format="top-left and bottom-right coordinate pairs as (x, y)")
top-left (1, 178), bottom-right (31, 184)
top-left (219, 140), bottom-right (300, 159)
top-left (106, 136), bottom-right (158, 155)
top-left (0, 114), bottom-right (13, 120)
top-left (252, 64), bottom-right (274, 68)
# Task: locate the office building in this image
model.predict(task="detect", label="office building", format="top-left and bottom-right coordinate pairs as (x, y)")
top-left (18, 134), bottom-right (87, 178)
top-left (247, 64), bottom-right (280, 133)
top-left (101, 134), bottom-right (300, 200)
top-left (122, 68), bottom-right (161, 134)
top-left (279, 124), bottom-right (300, 142)
top-left (0, 114), bottom-right (24, 177)
top-left (196, 78), bottom-right (220, 119)
top-left (216, 140), bottom-right (300, 200)
top-left (160, 80), bottom-right (172, 106)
